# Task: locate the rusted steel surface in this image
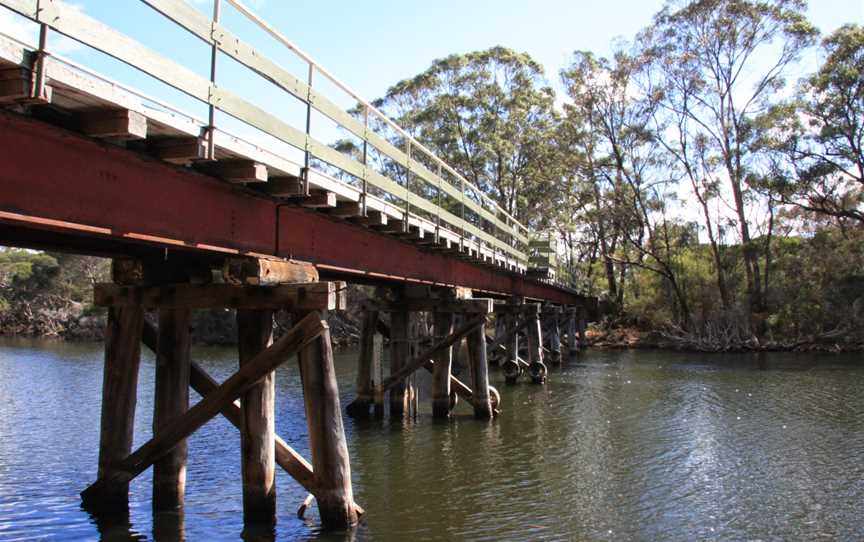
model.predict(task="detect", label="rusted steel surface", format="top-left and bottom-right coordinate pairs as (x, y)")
top-left (0, 111), bottom-right (583, 305)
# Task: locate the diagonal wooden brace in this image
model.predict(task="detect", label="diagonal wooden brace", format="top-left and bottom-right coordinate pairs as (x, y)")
top-left (379, 313), bottom-right (487, 393)
top-left (423, 360), bottom-right (500, 415)
top-left (81, 312), bottom-right (326, 505)
top-left (486, 314), bottom-right (530, 356)
top-left (140, 321), bottom-right (364, 516)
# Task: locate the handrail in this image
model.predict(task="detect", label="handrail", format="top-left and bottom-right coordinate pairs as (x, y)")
top-left (223, 0), bottom-right (529, 235)
top-left (0, 0), bottom-right (539, 265)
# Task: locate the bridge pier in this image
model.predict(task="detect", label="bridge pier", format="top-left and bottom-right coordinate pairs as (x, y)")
top-left (82, 257), bottom-right (361, 532)
top-left (348, 287), bottom-right (498, 420)
top-left (543, 306), bottom-right (562, 366)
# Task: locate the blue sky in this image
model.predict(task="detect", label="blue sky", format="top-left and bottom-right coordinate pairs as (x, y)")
top-left (2, 0), bottom-right (861, 112)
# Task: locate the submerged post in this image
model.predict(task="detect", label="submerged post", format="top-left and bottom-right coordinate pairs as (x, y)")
top-left (152, 307), bottom-right (191, 512)
top-left (88, 305), bottom-right (144, 509)
top-left (567, 309), bottom-right (578, 354)
top-left (389, 301), bottom-right (410, 418)
top-left (297, 314), bottom-right (359, 529)
top-left (503, 312), bottom-right (522, 384)
top-left (237, 309), bottom-right (276, 526)
top-left (465, 319), bottom-right (493, 419)
top-left (431, 310), bottom-right (455, 419)
top-left (527, 310), bottom-right (547, 384)
top-left (548, 308), bottom-right (562, 365)
top-left (578, 306), bottom-right (587, 349)
top-left (372, 332), bottom-right (385, 419)
top-left (346, 309), bottom-right (378, 418)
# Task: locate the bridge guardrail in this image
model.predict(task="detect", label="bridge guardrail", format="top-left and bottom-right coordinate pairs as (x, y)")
top-left (2, 0), bottom-right (535, 267)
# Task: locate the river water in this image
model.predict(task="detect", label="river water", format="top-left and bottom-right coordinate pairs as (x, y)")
top-left (0, 337), bottom-right (862, 541)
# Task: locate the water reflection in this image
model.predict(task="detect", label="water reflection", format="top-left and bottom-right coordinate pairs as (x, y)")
top-left (0, 338), bottom-right (862, 540)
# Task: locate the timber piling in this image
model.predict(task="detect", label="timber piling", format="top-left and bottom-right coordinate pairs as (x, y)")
top-left (81, 257), bottom-right (361, 532)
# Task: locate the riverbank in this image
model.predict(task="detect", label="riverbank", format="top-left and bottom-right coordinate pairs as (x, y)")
top-left (588, 326), bottom-right (864, 353)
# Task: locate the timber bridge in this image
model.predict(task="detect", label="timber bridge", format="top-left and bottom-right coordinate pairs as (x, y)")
top-left (0, 0), bottom-right (596, 532)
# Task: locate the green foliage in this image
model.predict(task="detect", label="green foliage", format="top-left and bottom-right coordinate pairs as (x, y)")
top-left (0, 248), bottom-right (110, 336)
top-left (369, 46), bottom-right (560, 226)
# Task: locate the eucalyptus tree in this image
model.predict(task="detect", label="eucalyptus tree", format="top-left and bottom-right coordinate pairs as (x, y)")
top-left (635, 0), bottom-right (818, 334)
top-left (770, 24), bottom-right (864, 224)
top-left (561, 51), bottom-right (694, 328)
top-left (366, 46), bottom-right (560, 226)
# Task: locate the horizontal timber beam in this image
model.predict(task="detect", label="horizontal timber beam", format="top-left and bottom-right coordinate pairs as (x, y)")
top-left (0, 110), bottom-right (584, 305)
top-left (94, 282), bottom-right (346, 311)
top-left (362, 298), bottom-right (493, 314)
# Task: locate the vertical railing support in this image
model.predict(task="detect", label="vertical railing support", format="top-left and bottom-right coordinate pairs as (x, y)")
top-left (237, 309), bottom-right (276, 526)
top-left (205, 0), bottom-right (221, 160)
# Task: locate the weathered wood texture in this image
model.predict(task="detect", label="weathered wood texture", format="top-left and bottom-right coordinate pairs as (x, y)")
top-left (141, 320), bottom-right (317, 494)
top-left (80, 108), bottom-right (147, 140)
top-left (223, 257), bottom-right (318, 286)
top-left (389, 307), bottom-right (410, 418)
top-left (465, 323), bottom-right (493, 419)
top-left (297, 320), bottom-right (359, 529)
top-left (152, 307), bottom-right (191, 512)
top-left (431, 311), bottom-right (454, 419)
top-left (380, 313), bottom-right (486, 394)
top-left (372, 332), bottom-right (384, 419)
top-left (362, 297), bottom-right (493, 314)
top-left (187, 361), bottom-right (316, 493)
top-left (346, 309), bottom-right (378, 417)
top-left (81, 312), bottom-right (325, 504)
top-left (237, 309), bottom-right (276, 525)
top-left (91, 306), bottom-right (144, 508)
top-left (94, 282), bottom-right (345, 311)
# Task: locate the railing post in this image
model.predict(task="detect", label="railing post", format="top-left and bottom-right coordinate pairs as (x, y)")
top-left (303, 62), bottom-right (314, 193)
top-left (361, 105), bottom-right (369, 216)
top-left (205, 0), bottom-right (221, 160)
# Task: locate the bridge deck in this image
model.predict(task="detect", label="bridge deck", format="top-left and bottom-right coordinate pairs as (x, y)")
top-left (0, 0), bottom-right (586, 305)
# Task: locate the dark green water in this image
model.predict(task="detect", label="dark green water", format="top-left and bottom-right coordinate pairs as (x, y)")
top-left (0, 337), bottom-right (862, 541)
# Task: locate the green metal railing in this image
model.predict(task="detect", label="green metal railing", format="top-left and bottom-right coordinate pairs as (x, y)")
top-left (2, 0), bottom-right (541, 267)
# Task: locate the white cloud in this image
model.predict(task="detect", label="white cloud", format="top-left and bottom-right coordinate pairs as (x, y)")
top-left (0, 8), bottom-right (38, 47)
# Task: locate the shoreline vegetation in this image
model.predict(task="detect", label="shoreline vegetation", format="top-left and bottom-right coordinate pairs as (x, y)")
top-left (0, 248), bottom-right (860, 354)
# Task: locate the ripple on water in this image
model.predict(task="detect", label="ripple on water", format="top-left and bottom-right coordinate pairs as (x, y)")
top-left (0, 340), bottom-right (863, 541)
